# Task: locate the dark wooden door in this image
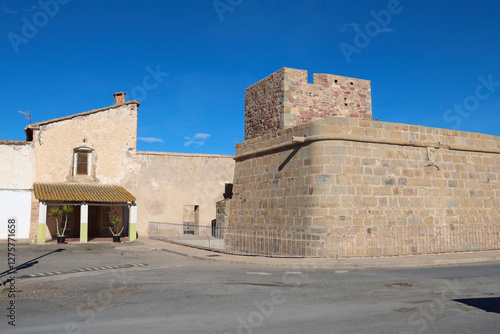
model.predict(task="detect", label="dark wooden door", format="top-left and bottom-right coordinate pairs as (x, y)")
top-left (88, 206), bottom-right (102, 237)
top-left (69, 206), bottom-right (81, 238)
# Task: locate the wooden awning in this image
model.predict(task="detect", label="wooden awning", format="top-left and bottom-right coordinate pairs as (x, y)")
top-left (33, 183), bottom-right (136, 203)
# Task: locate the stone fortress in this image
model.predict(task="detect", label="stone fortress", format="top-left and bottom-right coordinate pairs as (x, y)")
top-left (223, 67), bottom-right (500, 255)
top-left (1, 66), bottom-right (499, 255)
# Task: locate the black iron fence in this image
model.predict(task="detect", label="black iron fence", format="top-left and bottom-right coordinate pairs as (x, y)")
top-left (149, 222), bottom-right (500, 258)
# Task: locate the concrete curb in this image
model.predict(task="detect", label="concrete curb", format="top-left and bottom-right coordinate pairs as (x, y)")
top-left (117, 241), bottom-right (500, 269)
top-left (161, 249), bottom-right (500, 269)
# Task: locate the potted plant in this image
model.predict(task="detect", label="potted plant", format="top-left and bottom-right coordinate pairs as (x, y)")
top-left (54, 205), bottom-right (73, 244)
top-left (109, 217), bottom-right (124, 243)
top-left (49, 207), bottom-right (64, 244)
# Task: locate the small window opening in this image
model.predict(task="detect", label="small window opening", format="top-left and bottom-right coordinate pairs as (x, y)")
top-left (76, 152), bottom-right (89, 175)
top-left (73, 148), bottom-right (92, 176)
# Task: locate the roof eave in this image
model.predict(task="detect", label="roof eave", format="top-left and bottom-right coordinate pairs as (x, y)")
top-left (26, 100), bottom-right (140, 130)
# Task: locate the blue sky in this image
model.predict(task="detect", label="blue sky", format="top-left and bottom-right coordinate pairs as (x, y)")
top-left (1, 0), bottom-right (499, 156)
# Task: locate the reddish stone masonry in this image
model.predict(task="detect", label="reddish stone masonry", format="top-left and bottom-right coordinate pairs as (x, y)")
top-left (245, 67), bottom-right (372, 140)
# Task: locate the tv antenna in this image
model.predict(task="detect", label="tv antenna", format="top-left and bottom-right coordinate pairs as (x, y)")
top-left (18, 111), bottom-right (32, 124)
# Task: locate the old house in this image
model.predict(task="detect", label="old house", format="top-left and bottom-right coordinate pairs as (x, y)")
top-left (0, 92), bottom-right (234, 243)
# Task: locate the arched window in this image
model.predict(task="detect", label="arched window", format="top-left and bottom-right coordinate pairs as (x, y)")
top-left (73, 148), bottom-right (93, 176)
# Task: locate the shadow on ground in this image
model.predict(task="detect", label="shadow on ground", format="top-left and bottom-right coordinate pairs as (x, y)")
top-left (454, 297), bottom-right (500, 314)
top-left (1, 249), bottom-right (65, 284)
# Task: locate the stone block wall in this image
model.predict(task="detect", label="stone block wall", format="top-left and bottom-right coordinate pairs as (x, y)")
top-left (230, 116), bottom-right (500, 231)
top-left (29, 193), bottom-right (40, 242)
top-left (216, 198), bottom-right (230, 228)
top-left (244, 68), bottom-right (372, 140)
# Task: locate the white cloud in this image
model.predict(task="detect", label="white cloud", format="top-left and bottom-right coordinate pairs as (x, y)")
top-left (194, 133), bottom-right (211, 139)
top-left (184, 133), bottom-right (211, 147)
top-left (138, 137), bottom-right (164, 143)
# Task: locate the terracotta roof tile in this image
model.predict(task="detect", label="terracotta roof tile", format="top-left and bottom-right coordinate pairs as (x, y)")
top-left (34, 183), bottom-right (136, 203)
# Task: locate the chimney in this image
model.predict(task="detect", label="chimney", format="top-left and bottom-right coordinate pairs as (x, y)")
top-left (113, 92), bottom-right (126, 105)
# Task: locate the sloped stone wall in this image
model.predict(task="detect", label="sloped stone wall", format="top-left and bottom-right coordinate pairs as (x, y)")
top-left (231, 116), bottom-right (500, 230)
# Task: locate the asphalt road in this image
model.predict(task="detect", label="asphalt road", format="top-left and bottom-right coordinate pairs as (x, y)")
top-left (0, 243), bottom-right (499, 334)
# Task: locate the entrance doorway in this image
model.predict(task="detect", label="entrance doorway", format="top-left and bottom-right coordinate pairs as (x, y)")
top-left (183, 205), bottom-right (199, 235)
top-left (88, 205), bottom-right (128, 237)
top-left (89, 206), bottom-right (102, 237)
top-left (68, 206), bottom-right (81, 238)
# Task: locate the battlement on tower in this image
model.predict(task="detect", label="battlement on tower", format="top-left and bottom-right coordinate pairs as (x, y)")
top-left (244, 67), bottom-right (372, 140)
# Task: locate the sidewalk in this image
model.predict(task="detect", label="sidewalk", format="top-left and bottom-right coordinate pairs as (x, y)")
top-left (115, 238), bottom-right (500, 269)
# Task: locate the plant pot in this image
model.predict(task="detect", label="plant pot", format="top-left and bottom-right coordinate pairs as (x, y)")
top-left (57, 236), bottom-right (66, 245)
top-left (113, 235), bottom-right (121, 243)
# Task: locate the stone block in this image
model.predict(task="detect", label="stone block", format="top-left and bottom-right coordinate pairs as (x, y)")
top-left (374, 167), bottom-right (388, 176)
top-left (363, 176), bottom-right (381, 185)
top-left (383, 177), bottom-right (396, 186)
top-left (336, 174), bottom-right (351, 185)
top-left (362, 197), bottom-right (378, 207)
top-left (325, 146), bottom-right (348, 155)
top-left (373, 187), bottom-right (392, 196)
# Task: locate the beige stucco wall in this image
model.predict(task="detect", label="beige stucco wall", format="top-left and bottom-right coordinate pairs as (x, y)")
top-left (0, 142), bottom-right (35, 189)
top-left (122, 151), bottom-right (235, 237)
top-left (31, 102), bottom-right (138, 184)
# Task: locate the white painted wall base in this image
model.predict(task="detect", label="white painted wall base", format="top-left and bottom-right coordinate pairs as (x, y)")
top-left (0, 190), bottom-right (32, 239)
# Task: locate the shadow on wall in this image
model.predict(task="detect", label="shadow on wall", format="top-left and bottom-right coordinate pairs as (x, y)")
top-left (279, 147), bottom-right (301, 171)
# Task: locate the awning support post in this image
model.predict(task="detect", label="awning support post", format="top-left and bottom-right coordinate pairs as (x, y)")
top-left (37, 202), bottom-right (47, 244)
top-left (80, 203), bottom-right (88, 243)
top-left (129, 203), bottom-right (137, 241)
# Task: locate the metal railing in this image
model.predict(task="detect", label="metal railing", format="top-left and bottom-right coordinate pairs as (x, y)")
top-left (149, 222), bottom-right (500, 258)
top-left (149, 222), bottom-right (225, 250)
